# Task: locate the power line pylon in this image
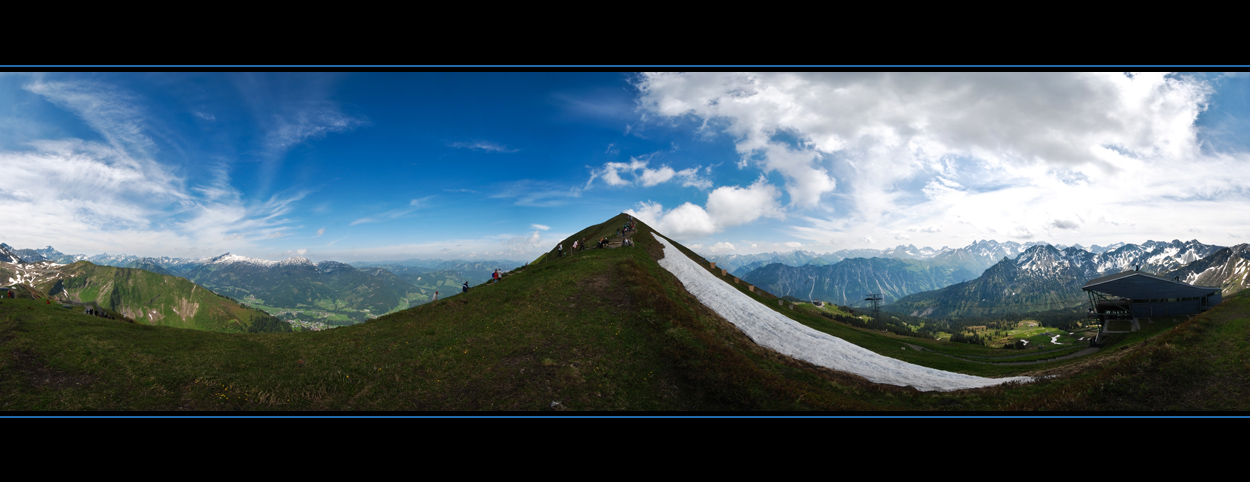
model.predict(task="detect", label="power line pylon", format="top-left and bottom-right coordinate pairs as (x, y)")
top-left (864, 293), bottom-right (882, 325)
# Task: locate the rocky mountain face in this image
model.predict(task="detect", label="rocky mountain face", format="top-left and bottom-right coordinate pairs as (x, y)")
top-left (889, 246), bottom-right (1094, 319)
top-left (744, 258), bottom-right (959, 306)
top-left (1165, 244), bottom-right (1250, 295)
top-left (0, 243), bottom-right (27, 264)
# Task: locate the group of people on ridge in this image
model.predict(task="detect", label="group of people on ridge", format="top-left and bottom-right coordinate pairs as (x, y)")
top-left (554, 216), bottom-right (640, 258)
top-left (83, 306), bottom-right (115, 320)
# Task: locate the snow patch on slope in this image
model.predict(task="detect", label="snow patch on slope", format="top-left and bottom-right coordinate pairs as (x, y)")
top-left (654, 234), bottom-right (1033, 392)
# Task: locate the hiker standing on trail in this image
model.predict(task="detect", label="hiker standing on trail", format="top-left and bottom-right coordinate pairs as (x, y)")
top-left (573, 240), bottom-right (578, 253)
top-left (558, 243), bottom-right (563, 257)
top-left (433, 291), bottom-right (439, 301)
top-left (493, 269), bottom-right (500, 284)
top-left (463, 281), bottom-right (469, 293)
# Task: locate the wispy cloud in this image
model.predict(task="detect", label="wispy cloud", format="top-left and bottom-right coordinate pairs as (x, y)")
top-left (0, 138), bottom-right (306, 257)
top-left (491, 180), bottom-right (582, 207)
top-left (450, 140), bottom-right (519, 153)
top-left (350, 196), bottom-right (434, 225)
top-left (266, 104), bottom-right (367, 152)
top-left (24, 79), bottom-right (157, 157)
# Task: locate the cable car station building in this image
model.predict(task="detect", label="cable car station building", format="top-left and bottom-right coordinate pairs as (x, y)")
top-left (1082, 271), bottom-right (1221, 344)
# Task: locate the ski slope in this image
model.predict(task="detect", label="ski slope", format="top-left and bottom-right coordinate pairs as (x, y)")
top-left (655, 235), bottom-right (1033, 392)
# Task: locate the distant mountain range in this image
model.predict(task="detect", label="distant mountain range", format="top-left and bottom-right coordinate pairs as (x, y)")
top-left (728, 238), bottom-right (1240, 320)
top-left (887, 239), bottom-right (1229, 319)
top-left (738, 240), bottom-right (1042, 306)
top-left (707, 240), bottom-right (1060, 278)
top-left (2, 243), bottom-right (525, 326)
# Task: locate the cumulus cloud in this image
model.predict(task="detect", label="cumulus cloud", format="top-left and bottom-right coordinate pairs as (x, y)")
top-left (625, 177), bottom-right (783, 240)
top-left (637, 72), bottom-right (1248, 248)
top-left (706, 176), bottom-right (785, 227)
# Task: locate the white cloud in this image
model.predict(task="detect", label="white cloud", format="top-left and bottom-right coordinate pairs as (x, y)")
top-left (587, 156), bottom-right (711, 190)
top-left (626, 177), bottom-right (783, 241)
top-left (532, 224), bottom-right (550, 231)
top-left (706, 177), bottom-right (785, 228)
top-left (315, 227), bottom-right (325, 237)
top-left (637, 72), bottom-right (1247, 248)
top-left (709, 242), bottom-right (736, 253)
top-left (639, 165), bottom-right (676, 186)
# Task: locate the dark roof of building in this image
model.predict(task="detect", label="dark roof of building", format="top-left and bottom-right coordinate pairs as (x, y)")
top-left (1082, 270), bottom-right (1220, 298)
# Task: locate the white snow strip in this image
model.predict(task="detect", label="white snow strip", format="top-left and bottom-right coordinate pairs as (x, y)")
top-left (653, 235), bottom-right (1032, 392)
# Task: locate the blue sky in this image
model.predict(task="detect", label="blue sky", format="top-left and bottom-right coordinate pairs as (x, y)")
top-left (3, 72), bottom-right (1250, 262)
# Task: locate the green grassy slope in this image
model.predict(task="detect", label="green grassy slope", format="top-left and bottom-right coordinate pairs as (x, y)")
top-left (38, 261), bottom-right (276, 332)
top-left (3, 214), bottom-right (1249, 411)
